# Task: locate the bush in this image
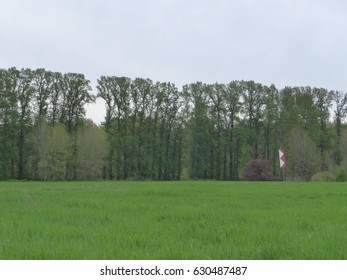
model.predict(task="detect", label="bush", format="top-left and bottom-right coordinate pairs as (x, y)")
top-left (311, 172), bottom-right (336, 182)
top-left (335, 169), bottom-right (347, 182)
top-left (242, 159), bottom-right (277, 181)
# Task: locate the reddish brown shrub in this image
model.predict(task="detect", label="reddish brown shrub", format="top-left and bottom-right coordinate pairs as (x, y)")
top-left (242, 159), bottom-right (277, 181)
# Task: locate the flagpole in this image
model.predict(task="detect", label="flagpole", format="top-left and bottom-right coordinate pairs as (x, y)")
top-left (279, 148), bottom-right (286, 182)
top-left (282, 167), bottom-right (285, 182)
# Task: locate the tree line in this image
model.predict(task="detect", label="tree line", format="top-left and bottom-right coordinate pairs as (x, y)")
top-left (1, 67), bottom-right (347, 181)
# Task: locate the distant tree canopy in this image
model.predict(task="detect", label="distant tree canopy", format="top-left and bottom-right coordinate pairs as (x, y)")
top-left (1, 67), bottom-right (347, 181)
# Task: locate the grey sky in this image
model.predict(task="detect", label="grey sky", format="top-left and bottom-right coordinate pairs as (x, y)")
top-left (1, 0), bottom-right (347, 124)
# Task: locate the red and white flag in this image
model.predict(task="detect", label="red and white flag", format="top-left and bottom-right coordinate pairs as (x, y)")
top-left (279, 148), bottom-right (286, 169)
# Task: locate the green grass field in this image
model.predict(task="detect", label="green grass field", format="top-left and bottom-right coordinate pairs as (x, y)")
top-left (0, 181), bottom-right (346, 260)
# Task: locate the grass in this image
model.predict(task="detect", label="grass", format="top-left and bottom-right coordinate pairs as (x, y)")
top-left (0, 181), bottom-right (346, 260)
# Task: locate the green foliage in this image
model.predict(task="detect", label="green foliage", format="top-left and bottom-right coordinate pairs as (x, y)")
top-left (0, 67), bottom-right (96, 181)
top-left (335, 168), bottom-right (347, 182)
top-left (0, 181), bottom-right (346, 259)
top-left (286, 127), bottom-right (319, 181)
top-left (77, 121), bottom-right (107, 180)
top-left (1, 66), bottom-right (347, 181)
top-left (30, 122), bottom-right (69, 181)
top-left (98, 77), bottom-right (182, 180)
top-left (311, 172), bottom-right (336, 182)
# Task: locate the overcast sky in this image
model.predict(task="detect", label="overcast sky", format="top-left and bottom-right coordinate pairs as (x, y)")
top-left (1, 0), bottom-right (347, 124)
